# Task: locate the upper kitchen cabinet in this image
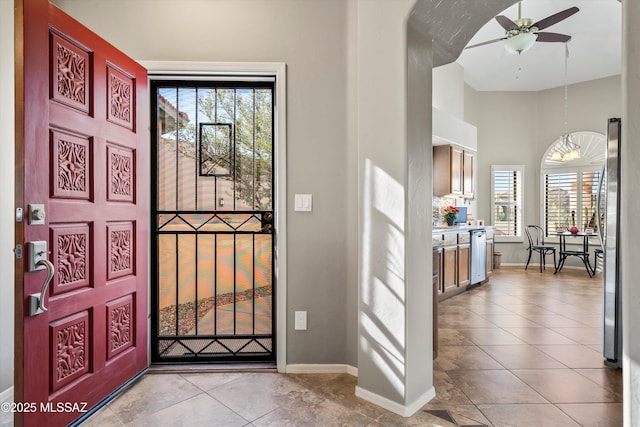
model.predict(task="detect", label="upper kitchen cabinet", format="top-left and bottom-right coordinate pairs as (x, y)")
top-left (433, 145), bottom-right (475, 198)
top-left (463, 150), bottom-right (474, 198)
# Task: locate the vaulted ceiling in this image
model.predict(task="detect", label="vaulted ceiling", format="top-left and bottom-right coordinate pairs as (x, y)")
top-left (456, 0), bottom-right (622, 91)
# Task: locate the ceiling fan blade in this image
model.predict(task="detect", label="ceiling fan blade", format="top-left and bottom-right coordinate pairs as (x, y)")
top-left (465, 37), bottom-right (506, 50)
top-left (495, 15), bottom-right (518, 31)
top-left (535, 32), bottom-right (572, 43)
top-left (533, 6), bottom-right (579, 31)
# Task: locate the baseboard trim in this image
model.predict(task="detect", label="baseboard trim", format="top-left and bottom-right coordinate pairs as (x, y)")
top-left (355, 385), bottom-right (436, 417)
top-left (285, 364), bottom-right (357, 376)
top-left (0, 386), bottom-right (13, 404)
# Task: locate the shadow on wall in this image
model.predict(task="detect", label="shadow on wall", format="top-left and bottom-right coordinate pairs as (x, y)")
top-left (359, 158), bottom-right (406, 401)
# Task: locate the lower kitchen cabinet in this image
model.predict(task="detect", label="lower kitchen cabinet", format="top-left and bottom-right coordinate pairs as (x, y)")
top-left (442, 246), bottom-right (457, 293)
top-left (486, 239), bottom-right (494, 278)
top-left (457, 243), bottom-right (470, 286)
top-left (434, 227), bottom-right (495, 301)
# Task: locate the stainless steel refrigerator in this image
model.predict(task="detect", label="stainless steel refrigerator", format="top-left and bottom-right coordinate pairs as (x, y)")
top-left (599, 117), bottom-right (622, 368)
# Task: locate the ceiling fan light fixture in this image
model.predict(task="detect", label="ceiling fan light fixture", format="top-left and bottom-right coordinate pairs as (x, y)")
top-left (504, 32), bottom-right (538, 54)
top-left (551, 151), bottom-right (564, 161)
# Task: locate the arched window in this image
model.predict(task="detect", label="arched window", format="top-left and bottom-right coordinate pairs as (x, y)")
top-left (540, 131), bottom-right (606, 235)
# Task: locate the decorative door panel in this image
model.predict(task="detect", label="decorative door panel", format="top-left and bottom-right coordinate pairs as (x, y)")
top-left (50, 223), bottom-right (91, 295)
top-left (16, 1), bottom-right (148, 426)
top-left (152, 82), bottom-right (275, 362)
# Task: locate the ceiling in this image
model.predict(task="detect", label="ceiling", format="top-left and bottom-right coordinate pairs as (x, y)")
top-left (456, 0), bottom-right (621, 92)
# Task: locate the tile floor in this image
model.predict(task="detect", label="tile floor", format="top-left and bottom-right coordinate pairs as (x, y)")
top-left (77, 266), bottom-right (621, 426)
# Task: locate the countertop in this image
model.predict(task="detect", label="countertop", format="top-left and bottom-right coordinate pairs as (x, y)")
top-left (432, 225), bottom-right (495, 233)
top-left (432, 225), bottom-right (495, 246)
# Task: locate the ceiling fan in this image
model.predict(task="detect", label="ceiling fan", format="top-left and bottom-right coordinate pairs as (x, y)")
top-left (466, 2), bottom-right (579, 54)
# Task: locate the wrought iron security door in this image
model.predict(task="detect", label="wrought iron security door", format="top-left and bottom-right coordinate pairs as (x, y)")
top-left (151, 81), bottom-right (274, 362)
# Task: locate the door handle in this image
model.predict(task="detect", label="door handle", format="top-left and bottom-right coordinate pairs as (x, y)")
top-left (29, 259), bottom-right (54, 316)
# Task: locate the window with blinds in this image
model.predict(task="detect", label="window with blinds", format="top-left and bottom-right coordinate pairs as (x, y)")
top-left (491, 165), bottom-right (523, 241)
top-left (544, 169), bottom-right (601, 233)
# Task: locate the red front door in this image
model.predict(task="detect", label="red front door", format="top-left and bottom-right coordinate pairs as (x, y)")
top-left (15, 1), bottom-right (148, 425)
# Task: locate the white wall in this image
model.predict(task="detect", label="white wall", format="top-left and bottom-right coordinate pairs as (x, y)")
top-left (432, 63), bottom-right (478, 221)
top-left (0, 0), bottom-right (15, 393)
top-left (622, 0), bottom-right (640, 423)
top-left (433, 62), bottom-right (464, 118)
top-left (355, 0), bottom-right (434, 414)
top-left (52, 0), bottom-right (356, 365)
top-left (472, 75), bottom-right (621, 264)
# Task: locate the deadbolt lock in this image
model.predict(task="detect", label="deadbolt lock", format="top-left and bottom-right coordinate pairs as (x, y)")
top-left (28, 204), bottom-right (46, 225)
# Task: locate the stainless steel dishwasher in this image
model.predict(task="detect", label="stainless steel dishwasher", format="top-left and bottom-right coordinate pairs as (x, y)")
top-left (470, 229), bottom-right (487, 284)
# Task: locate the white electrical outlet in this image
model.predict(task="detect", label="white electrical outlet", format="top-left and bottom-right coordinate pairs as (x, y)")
top-left (294, 311), bottom-right (307, 330)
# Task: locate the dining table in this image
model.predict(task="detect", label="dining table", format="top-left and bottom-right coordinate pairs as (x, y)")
top-left (554, 231), bottom-right (596, 277)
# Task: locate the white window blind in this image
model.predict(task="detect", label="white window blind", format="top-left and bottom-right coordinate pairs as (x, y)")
top-left (491, 165), bottom-right (523, 241)
top-left (544, 169), bottom-right (601, 232)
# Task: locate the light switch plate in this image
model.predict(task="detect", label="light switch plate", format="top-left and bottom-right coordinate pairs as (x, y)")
top-left (294, 311), bottom-right (307, 330)
top-left (294, 194), bottom-right (312, 212)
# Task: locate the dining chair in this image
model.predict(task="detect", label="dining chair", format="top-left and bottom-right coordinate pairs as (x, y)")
top-left (593, 247), bottom-right (604, 274)
top-left (525, 225), bottom-right (557, 272)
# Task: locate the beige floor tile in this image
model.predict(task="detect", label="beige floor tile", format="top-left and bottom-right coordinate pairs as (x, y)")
top-left (557, 403), bottom-right (623, 427)
top-left (438, 312), bottom-right (497, 328)
top-left (477, 313), bottom-right (542, 328)
top-left (564, 314), bottom-right (603, 327)
top-left (106, 374), bottom-right (202, 424)
top-left (253, 396), bottom-right (378, 427)
top-left (286, 374), bottom-right (391, 419)
top-left (421, 404), bottom-right (493, 426)
top-left (520, 314), bottom-right (588, 328)
top-left (501, 304), bottom-right (558, 316)
top-left (447, 370), bottom-right (547, 404)
top-left (511, 369), bottom-right (620, 403)
top-left (480, 344), bottom-right (566, 369)
top-left (205, 372), bottom-right (301, 422)
top-left (457, 327), bottom-right (526, 345)
top-left (129, 393), bottom-right (249, 427)
top-left (478, 403), bottom-right (581, 427)
top-left (502, 327), bottom-right (578, 345)
top-left (79, 266), bottom-right (619, 426)
top-left (447, 405), bottom-right (493, 426)
top-left (76, 406), bottom-right (123, 427)
top-left (587, 344), bottom-right (602, 352)
top-left (436, 345), bottom-right (505, 371)
top-left (437, 304), bottom-right (473, 315)
top-left (575, 368), bottom-right (623, 394)
top-left (368, 408), bottom-right (458, 426)
top-left (180, 371), bottom-right (246, 392)
top-left (536, 344), bottom-right (605, 368)
top-left (429, 370), bottom-right (474, 405)
top-left (551, 327), bottom-right (603, 345)
top-left (437, 328), bottom-right (475, 346)
top-left (464, 303), bottom-right (515, 316)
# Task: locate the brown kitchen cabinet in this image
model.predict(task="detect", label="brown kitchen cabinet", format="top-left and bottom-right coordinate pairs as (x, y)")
top-left (442, 246), bottom-right (457, 293)
top-left (463, 150), bottom-right (474, 198)
top-left (486, 234), bottom-right (494, 278)
top-left (457, 243), bottom-right (470, 286)
top-left (487, 227), bottom-right (495, 279)
top-left (433, 145), bottom-right (474, 198)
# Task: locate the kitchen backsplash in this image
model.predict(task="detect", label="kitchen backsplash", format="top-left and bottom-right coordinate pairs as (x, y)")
top-left (433, 196), bottom-right (473, 226)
